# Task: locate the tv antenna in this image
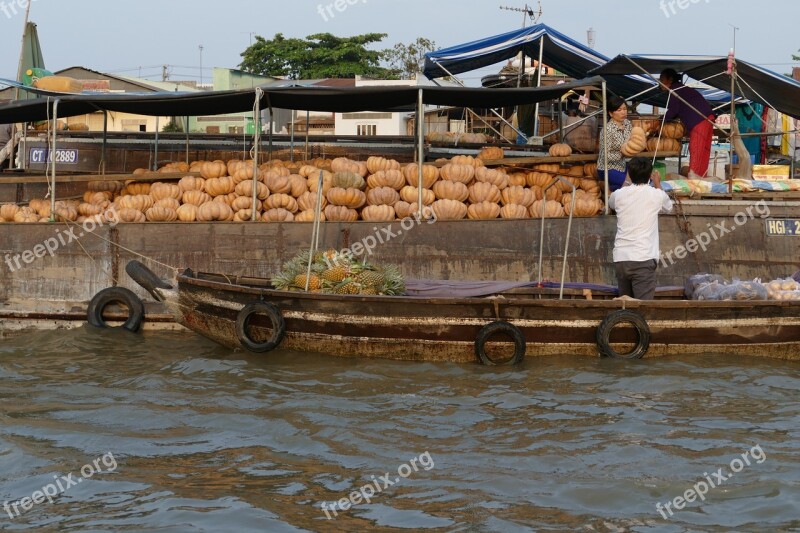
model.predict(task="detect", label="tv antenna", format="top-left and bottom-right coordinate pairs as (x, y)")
top-left (499, 2), bottom-right (542, 28)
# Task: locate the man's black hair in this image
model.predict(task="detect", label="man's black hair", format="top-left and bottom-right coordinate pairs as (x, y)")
top-left (628, 157), bottom-right (653, 185)
top-left (660, 68), bottom-right (681, 84)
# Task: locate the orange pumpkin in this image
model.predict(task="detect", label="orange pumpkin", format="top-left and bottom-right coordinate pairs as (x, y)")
top-left (647, 137), bottom-right (681, 152)
top-left (403, 164), bottom-right (439, 188)
top-left (564, 195), bottom-right (604, 217)
top-left (530, 199), bottom-right (565, 218)
top-left (661, 122), bottom-right (686, 139)
top-left (367, 186), bottom-right (401, 206)
top-left (204, 176), bottom-right (235, 197)
top-left (468, 182), bottom-right (501, 204)
top-left (150, 183), bottom-right (182, 202)
top-left (393, 201), bottom-right (414, 219)
top-left (182, 190), bottom-right (212, 206)
top-left (367, 156), bottom-right (401, 174)
top-left (324, 205), bottom-right (359, 222)
top-left (526, 171), bottom-right (555, 189)
top-left (179, 176), bottom-right (205, 192)
top-left (87, 180), bottom-right (124, 194)
top-left (500, 204), bottom-right (530, 219)
top-left (296, 191), bottom-right (328, 212)
top-left (235, 180), bottom-right (270, 201)
top-left (146, 206), bottom-right (178, 222)
top-left (116, 208), bottom-right (146, 223)
top-left (431, 199), bottom-right (467, 220)
top-left (433, 180), bottom-right (469, 202)
top-left (154, 198), bottom-right (181, 211)
top-left (474, 167), bottom-right (508, 190)
top-left (399, 186), bottom-right (435, 205)
top-left (197, 201), bottom-right (233, 222)
top-left (263, 172), bottom-right (293, 194)
top-left (467, 201), bottom-right (500, 220)
top-left (507, 173), bottom-right (528, 187)
top-left (0, 203), bottom-right (20, 221)
top-left (477, 147), bottom-right (504, 161)
top-left (176, 204), bottom-right (198, 222)
top-left (451, 155), bottom-right (483, 167)
top-left (326, 187), bottom-right (366, 209)
top-left (361, 205), bottom-right (396, 222)
top-left (231, 196), bottom-right (262, 212)
top-left (123, 182), bottom-right (151, 196)
top-left (261, 208), bottom-right (295, 222)
top-left (288, 175), bottom-right (308, 197)
top-left (77, 202), bottom-right (104, 217)
top-left (549, 143), bottom-right (572, 157)
top-left (295, 209), bottom-right (326, 222)
top-left (200, 160), bottom-right (227, 179)
top-left (265, 193), bottom-right (299, 213)
top-left (118, 194), bottom-right (154, 212)
top-left (501, 186), bottom-right (535, 207)
top-left (583, 163), bottom-right (598, 178)
top-left (368, 169), bottom-right (406, 190)
top-left (440, 164), bottom-right (475, 185)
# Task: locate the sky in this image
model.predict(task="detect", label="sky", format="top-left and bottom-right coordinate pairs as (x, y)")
top-left (0, 0), bottom-right (797, 85)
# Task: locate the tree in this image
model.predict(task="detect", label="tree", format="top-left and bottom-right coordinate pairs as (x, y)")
top-left (383, 38), bottom-right (437, 80)
top-left (240, 33), bottom-right (395, 79)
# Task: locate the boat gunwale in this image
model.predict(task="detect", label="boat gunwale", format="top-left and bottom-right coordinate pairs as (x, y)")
top-left (177, 272), bottom-right (800, 312)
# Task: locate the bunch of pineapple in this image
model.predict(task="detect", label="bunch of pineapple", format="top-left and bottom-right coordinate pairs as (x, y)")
top-left (271, 250), bottom-right (405, 296)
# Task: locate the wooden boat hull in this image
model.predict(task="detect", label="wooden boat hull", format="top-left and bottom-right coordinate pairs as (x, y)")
top-left (154, 271), bottom-right (800, 363)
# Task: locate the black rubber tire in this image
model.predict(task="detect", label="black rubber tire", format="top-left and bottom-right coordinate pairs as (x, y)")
top-left (125, 260), bottom-right (172, 302)
top-left (475, 321), bottom-right (526, 366)
top-left (87, 287), bottom-right (145, 332)
top-left (596, 310), bottom-right (651, 359)
top-left (235, 302), bottom-right (286, 353)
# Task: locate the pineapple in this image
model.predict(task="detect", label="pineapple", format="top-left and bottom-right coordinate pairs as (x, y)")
top-left (294, 274), bottom-right (321, 290)
top-left (356, 270), bottom-right (385, 289)
top-left (333, 279), bottom-right (362, 295)
top-left (322, 265), bottom-right (349, 283)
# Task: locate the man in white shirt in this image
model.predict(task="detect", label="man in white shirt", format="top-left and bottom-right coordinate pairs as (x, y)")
top-left (608, 157), bottom-right (673, 299)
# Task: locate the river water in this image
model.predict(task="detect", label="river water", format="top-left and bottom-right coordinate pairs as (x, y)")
top-left (1, 328), bottom-right (798, 532)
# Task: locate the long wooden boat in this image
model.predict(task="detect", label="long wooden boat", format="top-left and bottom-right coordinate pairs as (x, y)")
top-left (121, 261), bottom-right (800, 364)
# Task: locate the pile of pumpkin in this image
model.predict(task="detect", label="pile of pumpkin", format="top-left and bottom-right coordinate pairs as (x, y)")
top-left (5, 150), bottom-right (605, 224)
top-left (425, 132), bottom-right (490, 145)
top-left (620, 122), bottom-right (685, 157)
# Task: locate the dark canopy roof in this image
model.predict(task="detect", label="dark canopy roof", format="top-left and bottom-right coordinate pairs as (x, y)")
top-left (422, 24), bottom-right (655, 99)
top-left (0, 77), bottom-right (604, 123)
top-left (592, 54), bottom-right (800, 119)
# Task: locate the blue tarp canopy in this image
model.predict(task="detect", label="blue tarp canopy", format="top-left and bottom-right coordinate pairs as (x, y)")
top-left (592, 54), bottom-right (800, 119)
top-left (423, 24), bottom-right (656, 100)
top-left (0, 77), bottom-right (605, 123)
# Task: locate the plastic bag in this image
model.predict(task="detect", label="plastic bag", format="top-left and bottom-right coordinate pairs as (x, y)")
top-left (765, 278), bottom-right (800, 300)
top-left (686, 273), bottom-right (727, 299)
top-left (694, 281), bottom-right (728, 301)
top-left (719, 280), bottom-right (768, 301)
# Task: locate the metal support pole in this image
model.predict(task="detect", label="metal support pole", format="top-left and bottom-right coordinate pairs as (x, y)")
top-left (251, 89), bottom-right (263, 221)
top-left (185, 116), bottom-right (190, 165)
top-left (268, 106), bottom-right (274, 161)
top-left (417, 88), bottom-right (425, 218)
top-left (728, 63), bottom-right (736, 191)
top-left (290, 110), bottom-right (296, 163)
top-left (305, 110), bottom-right (310, 161)
top-left (101, 111), bottom-right (108, 175)
top-left (153, 116), bottom-right (160, 171)
top-left (602, 82), bottom-right (610, 214)
top-left (532, 41), bottom-right (545, 138)
top-left (49, 99), bottom-right (59, 222)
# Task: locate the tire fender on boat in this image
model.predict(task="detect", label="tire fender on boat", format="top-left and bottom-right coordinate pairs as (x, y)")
top-left (596, 310), bottom-right (651, 359)
top-left (235, 302), bottom-right (286, 353)
top-left (86, 287), bottom-right (145, 332)
top-left (125, 260), bottom-right (173, 302)
top-left (475, 321), bottom-right (526, 366)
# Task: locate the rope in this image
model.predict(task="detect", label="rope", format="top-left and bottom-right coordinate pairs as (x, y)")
top-left (652, 91), bottom-right (672, 167)
top-left (61, 219), bottom-right (119, 285)
top-left (61, 217), bottom-right (181, 275)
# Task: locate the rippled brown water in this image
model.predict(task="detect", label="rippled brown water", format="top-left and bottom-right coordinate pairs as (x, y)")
top-left (1, 328), bottom-right (799, 532)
